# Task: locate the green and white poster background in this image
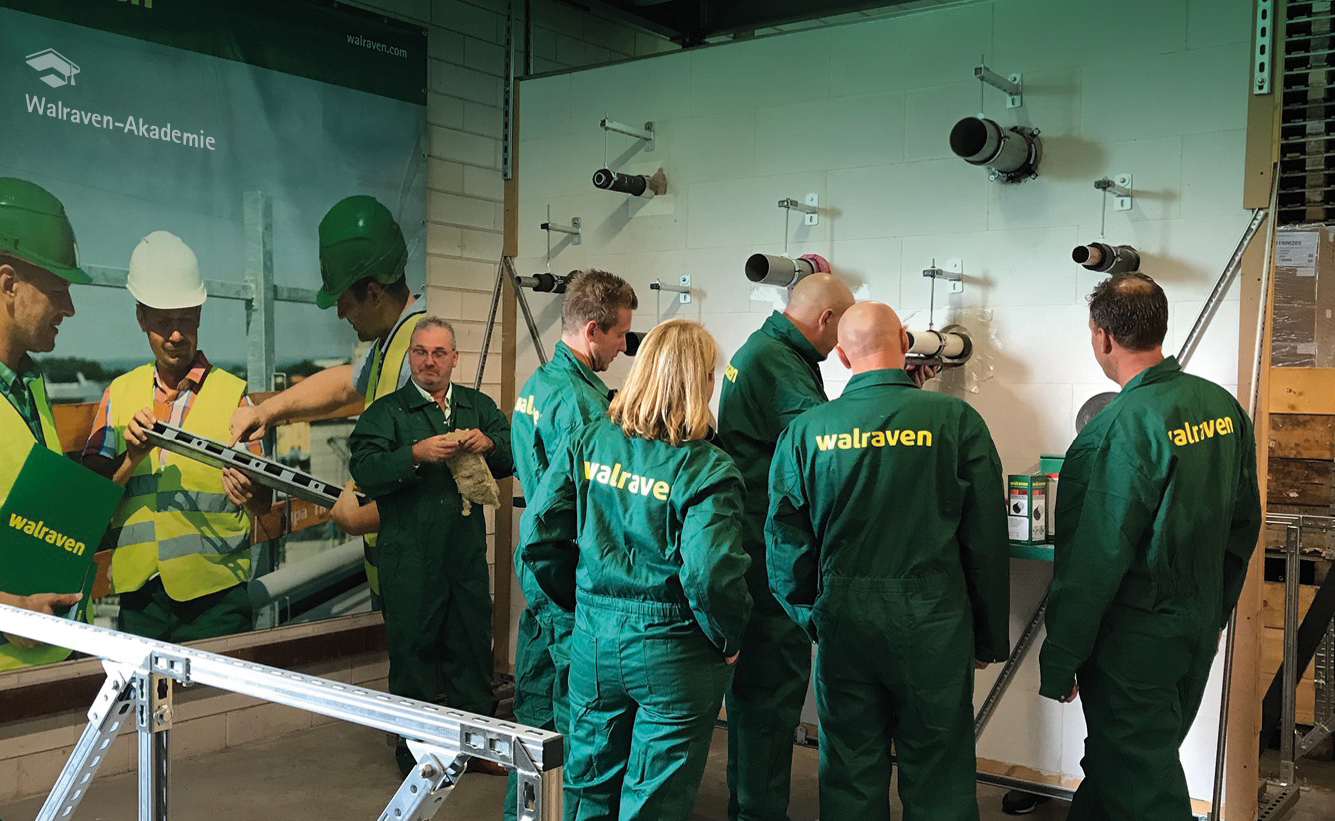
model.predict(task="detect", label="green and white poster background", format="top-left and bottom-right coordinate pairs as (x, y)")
top-left (0, 0), bottom-right (428, 368)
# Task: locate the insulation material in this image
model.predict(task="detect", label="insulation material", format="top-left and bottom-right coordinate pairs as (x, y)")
top-left (1272, 224), bottom-right (1335, 367)
top-left (908, 308), bottom-right (999, 395)
top-left (443, 431), bottom-right (500, 516)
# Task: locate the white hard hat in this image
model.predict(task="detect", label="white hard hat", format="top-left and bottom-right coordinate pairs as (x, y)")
top-left (127, 230), bottom-right (207, 309)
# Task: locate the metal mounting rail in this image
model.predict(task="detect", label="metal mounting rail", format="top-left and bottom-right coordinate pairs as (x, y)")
top-left (0, 604), bottom-right (562, 821)
top-left (144, 420), bottom-right (363, 509)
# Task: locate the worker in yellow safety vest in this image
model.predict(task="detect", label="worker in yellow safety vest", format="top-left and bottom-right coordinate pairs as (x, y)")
top-left (0, 177), bottom-right (91, 670)
top-left (82, 231), bottom-right (272, 642)
top-left (228, 196), bottom-right (423, 605)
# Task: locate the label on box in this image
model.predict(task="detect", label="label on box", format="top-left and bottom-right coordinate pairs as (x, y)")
top-left (1276, 232), bottom-right (1319, 277)
top-left (1008, 475), bottom-right (1047, 543)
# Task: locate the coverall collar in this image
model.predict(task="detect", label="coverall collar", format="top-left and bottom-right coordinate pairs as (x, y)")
top-left (762, 311), bottom-right (825, 368)
top-left (553, 340), bottom-right (610, 397)
top-left (842, 368), bottom-right (919, 393)
top-left (1119, 355), bottom-right (1179, 393)
top-left (406, 380), bottom-right (467, 411)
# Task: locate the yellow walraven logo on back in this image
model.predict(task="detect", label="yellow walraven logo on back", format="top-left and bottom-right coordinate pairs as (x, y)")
top-left (1167, 416), bottom-right (1235, 447)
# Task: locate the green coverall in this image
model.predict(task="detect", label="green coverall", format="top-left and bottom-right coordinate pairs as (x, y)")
top-left (716, 311), bottom-right (826, 821)
top-left (767, 369), bottom-right (1011, 821)
top-left (349, 380), bottom-right (513, 772)
top-left (507, 341), bottom-right (610, 821)
top-left (1038, 357), bottom-right (1261, 820)
top-left (519, 417), bottom-right (753, 821)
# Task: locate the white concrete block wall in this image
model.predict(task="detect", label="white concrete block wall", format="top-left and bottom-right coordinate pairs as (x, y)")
top-left (516, 0), bottom-right (1254, 802)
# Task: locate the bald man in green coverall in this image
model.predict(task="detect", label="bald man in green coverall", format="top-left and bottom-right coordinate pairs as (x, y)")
top-left (1039, 274), bottom-right (1261, 820)
top-left (767, 301), bottom-right (1010, 821)
top-left (716, 273), bottom-right (854, 821)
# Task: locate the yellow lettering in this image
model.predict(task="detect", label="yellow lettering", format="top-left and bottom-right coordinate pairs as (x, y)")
top-left (870, 431), bottom-right (886, 447)
top-left (901, 430), bottom-right (916, 446)
top-left (837, 434), bottom-right (852, 449)
top-left (595, 465), bottom-right (612, 484)
top-left (618, 471), bottom-right (630, 488)
top-left (1171, 429), bottom-right (1187, 446)
top-left (653, 481), bottom-right (670, 501)
top-left (815, 434), bottom-right (837, 451)
top-left (1200, 420), bottom-right (1216, 438)
top-left (918, 430), bottom-right (932, 446)
top-left (884, 430), bottom-right (900, 446)
top-left (724, 364), bottom-right (739, 383)
top-left (583, 461), bottom-right (595, 480)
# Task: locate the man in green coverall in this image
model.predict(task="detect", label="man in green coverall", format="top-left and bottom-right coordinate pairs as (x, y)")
top-left (767, 301), bottom-right (1010, 821)
top-left (506, 269), bottom-right (637, 821)
top-left (349, 316), bottom-right (513, 776)
top-left (716, 272), bottom-right (854, 821)
top-left (1038, 273), bottom-right (1262, 820)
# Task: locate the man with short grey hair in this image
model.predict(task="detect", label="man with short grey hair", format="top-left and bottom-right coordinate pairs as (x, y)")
top-left (350, 315), bottom-right (513, 776)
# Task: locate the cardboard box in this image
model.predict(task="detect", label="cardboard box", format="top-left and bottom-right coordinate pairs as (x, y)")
top-left (1008, 475), bottom-right (1047, 544)
top-left (1272, 225), bottom-right (1335, 368)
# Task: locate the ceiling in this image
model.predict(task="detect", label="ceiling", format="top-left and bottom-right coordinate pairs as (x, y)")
top-left (561, 0), bottom-right (969, 46)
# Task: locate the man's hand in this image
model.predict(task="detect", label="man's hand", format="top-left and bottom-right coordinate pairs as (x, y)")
top-left (229, 404), bottom-right (270, 446)
top-left (331, 481), bottom-right (380, 536)
top-left (2, 592), bottom-right (83, 650)
top-left (411, 435), bottom-right (462, 465)
top-left (908, 364), bottom-right (941, 387)
top-left (123, 406), bottom-right (158, 463)
top-left (975, 659), bottom-right (991, 670)
top-left (725, 652), bottom-right (739, 666)
top-left (1062, 682), bottom-right (1079, 703)
top-left (453, 429), bottom-right (494, 455)
top-left (221, 467), bottom-right (256, 508)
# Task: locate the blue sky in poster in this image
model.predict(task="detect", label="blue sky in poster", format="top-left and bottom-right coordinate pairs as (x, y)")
top-left (1, 6), bottom-right (428, 373)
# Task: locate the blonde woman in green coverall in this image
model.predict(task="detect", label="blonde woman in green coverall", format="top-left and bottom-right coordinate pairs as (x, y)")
top-left (767, 302), bottom-right (1010, 821)
top-left (1039, 274), bottom-right (1261, 820)
top-left (519, 319), bottom-right (752, 821)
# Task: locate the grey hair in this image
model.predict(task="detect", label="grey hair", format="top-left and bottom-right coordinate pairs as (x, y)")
top-left (412, 315), bottom-right (456, 349)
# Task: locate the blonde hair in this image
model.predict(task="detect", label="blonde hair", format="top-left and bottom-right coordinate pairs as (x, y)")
top-left (608, 320), bottom-right (717, 446)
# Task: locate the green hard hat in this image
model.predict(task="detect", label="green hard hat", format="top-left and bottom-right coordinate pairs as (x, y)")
top-left (0, 178), bottom-right (89, 284)
top-left (316, 195), bottom-right (408, 309)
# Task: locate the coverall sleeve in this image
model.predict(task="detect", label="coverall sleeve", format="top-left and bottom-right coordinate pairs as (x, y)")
top-left (516, 443), bottom-right (580, 613)
top-left (1039, 447), bottom-right (1158, 700)
top-left (477, 395), bottom-right (514, 479)
top-left (349, 398), bottom-right (418, 500)
top-left (677, 463), bottom-right (753, 656)
top-left (1220, 414), bottom-right (1262, 629)
top-left (765, 426), bottom-right (821, 642)
top-left (769, 366), bottom-right (826, 429)
top-left (956, 411), bottom-right (1011, 663)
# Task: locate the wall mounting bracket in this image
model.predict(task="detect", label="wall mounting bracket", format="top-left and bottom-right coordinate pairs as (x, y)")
top-left (975, 63), bottom-right (1022, 108)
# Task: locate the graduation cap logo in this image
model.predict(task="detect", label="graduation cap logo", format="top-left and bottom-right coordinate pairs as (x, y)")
top-left (25, 49), bottom-right (80, 88)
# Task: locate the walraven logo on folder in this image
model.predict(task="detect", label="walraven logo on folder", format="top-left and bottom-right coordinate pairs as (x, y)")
top-left (26, 49), bottom-right (80, 88)
top-left (7, 513), bottom-right (87, 556)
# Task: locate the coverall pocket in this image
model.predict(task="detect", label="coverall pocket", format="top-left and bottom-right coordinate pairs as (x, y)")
top-left (641, 635), bottom-right (727, 712)
top-left (1094, 609), bottom-right (1193, 689)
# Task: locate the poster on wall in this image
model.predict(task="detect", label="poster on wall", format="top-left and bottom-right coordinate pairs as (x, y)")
top-left (0, 0), bottom-right (427, 636)
top-left (1, 0), bottom-right (428, 388)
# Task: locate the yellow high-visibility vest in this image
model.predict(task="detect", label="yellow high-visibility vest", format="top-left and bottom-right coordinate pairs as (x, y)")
top-left (0, 374), bottom-right (75, 670)
top-left (362, 310), bottom-right (423, 596)
top-left (106, 365), bottom-right (252, 602)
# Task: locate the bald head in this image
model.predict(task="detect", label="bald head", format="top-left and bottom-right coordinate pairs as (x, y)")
top-left (782, 273), bottom-right (856, 357)
top-left (835, 301), bottom-right (908, 374)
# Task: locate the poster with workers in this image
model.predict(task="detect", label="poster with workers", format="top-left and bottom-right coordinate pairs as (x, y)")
top-left (0, 0), bottom-right (428, 648)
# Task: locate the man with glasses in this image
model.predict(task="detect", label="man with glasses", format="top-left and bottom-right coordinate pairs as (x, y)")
top-left (83, 231), bottom-right (271, 642)
top-left (349, 315), bottom-right (513, 776)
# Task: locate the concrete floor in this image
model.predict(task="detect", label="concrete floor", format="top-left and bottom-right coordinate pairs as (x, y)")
top-left (3, 722), bottom-right (1334, 820)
